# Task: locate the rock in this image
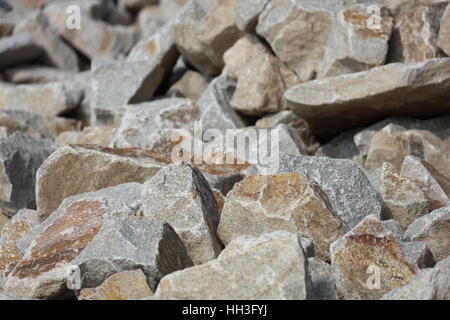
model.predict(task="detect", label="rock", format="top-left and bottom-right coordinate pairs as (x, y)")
top-left (250, 153), bottom-right (383, 229)
top-left (71, 216), bottom-right (193, 292)
top-left (404, 206), bottom-right (450, 262)
top-left (167, 70), bottom-right (208, 102)
top-left (0, 132), bottom-right (55, 217)
top-left (0, 209), bottom-right (39, 288)
top-left (0, 81), bottom-right (83, 116)
top-left (13, 11), bottom-right (79, 72)
top-left (0, 34), bottom-right (42, 70)
top-left (307, 257), bottom-right (337, 300)
top-left (331, 215), bottom-right (432, 300)
top-left (0, 213), bottom-right (7, 231)
top-left (256, 0), bottom-right (392, 81)
top-left (120, 0), bottom-right (159, 11)
top-left (3, 66), bottom-right (74, 84)
top-left (2, 183), bottom-right (144, 299)
top-left (379, 163), bottom-right (429, 230)
top-left (0, 293), bottom-right (37, 300)
top-left (172, 0), bottom-right (243, 76)
top-left (35, 145), bottom-right (167, 219)
top-left (400, 156), bottom-right (450, 211)
top-left (235, 0), bottom-right (271, 33)
top-left (0, 110), bottom-right (79, 140)
top-left (155, 231), bottom-right (313, 300)
top-left (55, 126), bottom-right (115, 147)
top-left (285, 58), bottom-right (450, 137)
top-left (142, 163), bottom-right (222, 264)
top-left (438, 3), bottom-right (450, 55)
top-left (78, 269), bottom-right (154, 300)
top-left (381, 255), bottom-right (450, 300)
top-left (218, 173), bottom-right (347, 260)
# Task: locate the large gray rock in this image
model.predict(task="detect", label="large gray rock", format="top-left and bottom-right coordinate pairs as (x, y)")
top-left (0, 34), bottom-right (42, 70)
top-left (285, 58), bottom-right (450, 137)
top-left (155, 231), bottom-right (313, 300)
top-left (142, 163), bottom-right (222, 264)
top-left (0, 132), bottom-right (55, 217)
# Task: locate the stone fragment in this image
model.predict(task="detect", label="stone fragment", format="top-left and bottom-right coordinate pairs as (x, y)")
top-left (404, 206), bottom-right (450, 262)
top-left (0, 34), bottom-right (42, 70)
top-left (4, 66), bottom-right (74, 84)
top-left (438, 3), bottom-right (450, 55)
top-left (235, 0), bottom-right (271, 33)
top-left (155, 231), bottom-right (313, 300)
top-left (285, 58), bottom-right (450, 137)
top-left (331, 215), bottom-right (432, 300)
top-left (167, 71), bottom-right (208, 102)
top-left (0, 132), bottom-right (55, 217)
top-left (0, 293), bottom-right (37, 300)
top-left (120, 0), bottom-right (159, 11)
top-left (218, 173), bottom-right (346, 260)
top-left (379, 163), bottom-right (429, 229)
top-left (55, 126), bottom-right (115, 147)
top-left (307, 257), bottom-right (337, 300)
top-left (142, 163), bottom-right (222, 264)
top-left (13, 11), bottom-right (79, 72)
top-left (2, 183), bottom-right (144, 299)
top-left (78, 269), bottom-right (153, 300)
top-left (400, 156), bottom-right (450, 211)
top-left (381, 255), bottom-right (450, 300)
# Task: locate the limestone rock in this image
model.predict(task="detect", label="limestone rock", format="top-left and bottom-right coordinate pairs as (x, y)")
top-left (379, 163), bottom-right (429, 230)
top-left (0, 34), bottom-right (42, 70)
top-left (404, 206), bottom-right (450, 262)
top-left (0, 132), bottom-right (55, 217)
top-left (285, 58), bottom-right (450, 137)
top-left (142, 163), bottom-right (222, 264)
top-left (218, 173), bottom-right (347, 260)
top-left (155, 231), bottom-right (313, 300)
top-left (438, 3), bottom-right (450, 55)
top-left (167, 70), bottom-right (208, 102)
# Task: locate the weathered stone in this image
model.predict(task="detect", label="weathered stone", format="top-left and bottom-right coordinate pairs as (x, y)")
top-left (0, 293), bottom-right (37, 300)
top-left (13, 11), bottom-right (79, 72)
top-left (307, 257), bottom-right (337, 300)
top-left (235, 0), bottom-right (271, 33)
top-left (0, 209), bottom-right (39, 288)
top-left (0, 213), bottom-right (8, 231)
top-left (55, 126), bottom-right (115, 147)
top-left (438, 3), bottom-right (450, 55)
top-left (0, 34), bottom-right (42, 70)
top-left (285, 58), bottom-right (450, 137)
top-left (331, 215), bottom-right (432, 300)
top-left (404, 206), bottom-right (450, 263)
top-left (35, 145), bottom-right (167, 220)
top-left (379, 163), bottom-right (429, 230)
top-left (0, 132), bottom-right (55, 217)
top-left (0, 81), bottom-right (83, 116)
top-left (142, 163), bottom-right (222, 264)
top-left (167, 70), bottom-right (208, 102)
top-left (381, 255), bottom-right (450, 300)
top-left (3, 66), bottom-right (74, 84)
top-left (172, 0), bottom-right (243, 76)
top-left (3, 183), bottom-right (144, 299)
top-left (218, 173), bottom-right (346, 260)
top-left (155, 231), bottom-right (313, 300)
top-left (71, 216), bottom-right (193, 292)
top-left (400, 156), bottom-right (450, 211)
top-left (78, 269), bottom-right (153, 300)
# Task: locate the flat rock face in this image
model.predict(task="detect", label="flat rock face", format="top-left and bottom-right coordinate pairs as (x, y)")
top-left (0, 132), bottom-right (56, 217)
top-left (331, 215), bottom-right (431, 300)
top-left (142, 163), bottom-right (222, 264)
top-left (155, 231), bottom-right (313, 300)
top-left (438, 4), bottom-right (450, 55)
top-left (3, 183), bottom-right (143, 299)
top-left (285, 58), bottom-right (450, 137)
top-left (79, 269), bottom-right (153, 300)
top-left (0, 34), bottom-right (42, 70)
top-left (404, 206), bottom-right (450, 263)
top-left (218, 173), bottom-right (346, 260)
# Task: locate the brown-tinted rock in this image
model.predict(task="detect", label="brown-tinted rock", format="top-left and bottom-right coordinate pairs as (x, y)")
top-left (55, 126), bottom-right (116, 147)
top-left (167, 70), bottom-right (208, 102)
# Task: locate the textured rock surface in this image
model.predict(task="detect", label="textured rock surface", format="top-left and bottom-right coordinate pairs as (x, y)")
top-left (167, 70), bottom-right (208, 102)
top-left (307, 257), bottom-right (337, 300)
top-left (0, 34), bottom-right (42, 70)
top-left (155, 231), bottom-right (313, 300)
top-left (438, 4), bottom-right (450, 55)
top-left (55, 126), bottom-right (115, 147)
top-left (235, 0), bottom-right (270, 33)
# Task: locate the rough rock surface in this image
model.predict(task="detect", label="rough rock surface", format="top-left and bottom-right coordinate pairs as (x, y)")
top-left (55, 126), bottom-right (115, 147)
top-left (307, 257), bottom-right (337, 300)
top-left (438, 3), bottom-right (450, 55)
top-left (0, 34), bottom-right (42, 70)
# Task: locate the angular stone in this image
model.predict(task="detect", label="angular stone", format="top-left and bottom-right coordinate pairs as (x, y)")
top-left (404, 206), bottom-right (450, 262)
top-left (0, 209), bottom-right (39, 288)
top-left (0, 132), bottom-right (55, 217)
top-left (55, 126), bottom-right (115, 147)
top-left (438, 4), bottom-right (450, 55)
top-left (285, 58), bottom-right (450, 137)
top-left (13, 11), bottom-right (79, 72)
top-left (235, 0), bottom-right (271, 33)
top-left (172, 0), bottom-right (243, 76)
top-left (379, 163), bottom-right (429, 230)
top-left (0, 213), bottom-right (8, 231)
top-left (307, 257), bottom-right (337, 300)
top-left (71, 216), bottom-right (193, 292)
top-left (78, 269), bottom-right (153, 300)
top-left (3, 183), bottom-right (144, 299)
top-left (35, 145), bottom-right (168, 220)
top-left (167, 70), bottom-right (208, 102)
top-left (218, 173), bottom-right (347, 260)
top-left (142, 163), bottom-right (222, 264)
top-left (0, 81), bottom-right (83, 116)
top-left (381, 255), bottom-right (450, 300)
top-left (155, 231), bottom-right (313, 300)
top-left (331, 215), bottom-right (431, 300)
top-left (400, 156), bottom-right (450, 211)
top-left (0, 34), bottom-right (42, 70)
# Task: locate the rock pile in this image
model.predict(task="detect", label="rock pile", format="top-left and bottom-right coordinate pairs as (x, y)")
top-left (0, 0), bottom-right (448, 300)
